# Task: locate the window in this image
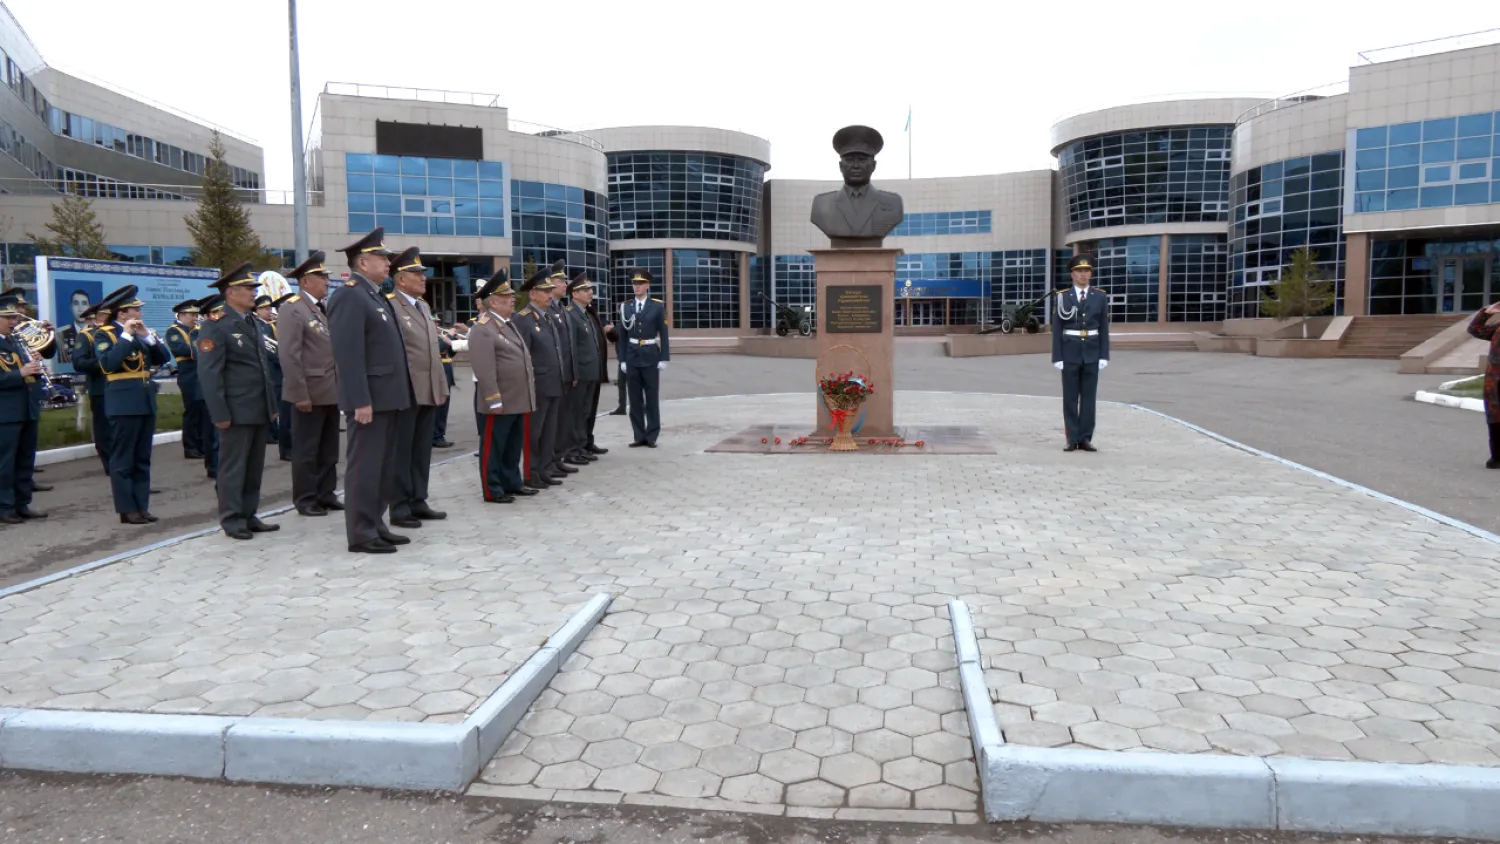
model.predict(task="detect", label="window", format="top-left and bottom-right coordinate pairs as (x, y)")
top-left (510, 178), bottom-right (610, 306)
top-left (890, 210), bottom-right (993, 237)
top-left (1229, 151), bottom-right (1345, 318)
top-left (346, 153), bottom-right (511, 237)
top-left (1058, 125), bottom-right (1232, 232)
top-left (606, 151), bottom-right (765, 243)
top-left (1351, 111), bottom-right (1500, 215)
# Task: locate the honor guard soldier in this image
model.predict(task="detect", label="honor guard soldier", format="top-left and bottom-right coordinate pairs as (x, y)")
top-left (517, 267), bottom-right (567, 488)
top-left (0, 292), bottom-right (47, 523)
top-left (167, 299), bottom-right (206, 460)
top-left (546, 261), bottom-right (581, 476)
top-left (1051, 254), bottom-right (1111, 452)
top-left (386, 246), bottom-right (449, 528)
top-left (564, 272), bottom-right (605, 463)
top-left (70, 300), bottom-right (113, 475)
top-left (619, 269), bottom-right (671, 448)
top-left (95, 285), bottom-right (171, 524)
top-left (280, 252), bottom-right (344, 516)
top-left (327, 227), bottom-right (413, 554)
top-left (470, 270), bottom-right (537, 503)
top-left (197, 263), bottom-right (280, 540)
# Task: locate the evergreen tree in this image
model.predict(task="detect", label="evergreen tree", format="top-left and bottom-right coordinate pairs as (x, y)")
top-left (1260, 247), bottom-right (1337, 337)
top-left (185, 130), bottom-right (278, 272)
top-left (27, 191), bottom-right (112, 259)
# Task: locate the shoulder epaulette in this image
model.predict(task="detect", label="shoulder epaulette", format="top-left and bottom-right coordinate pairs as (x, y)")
top-left (286, 295), bottom-right (300, 305)
top-left (1095, 288), bottom-right (1107, 294)
top-left (385, 293), bottom-right (395, 299)
top-left (651, 298), bottom-right (663, 303)
top-left (98, 325), bottom-right (118, 337)
top-left (1055, 288), bottom-right (1068, 295)
top-left (477, 313), bottom-right (492, 325)
top-left (517, 306), bottom-right (533, 316)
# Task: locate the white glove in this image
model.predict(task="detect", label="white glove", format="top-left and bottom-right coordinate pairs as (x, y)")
top-left (1053, 361), bottom-right (1064, 370)
top-left (620, 361), bottom-right (627, 373)
top-left (1098, 359), bottom-right (1109, 370)
top-left (657, 361), bottom-right (668, 371)
top-left (488, 401), bottom-right (503, 410)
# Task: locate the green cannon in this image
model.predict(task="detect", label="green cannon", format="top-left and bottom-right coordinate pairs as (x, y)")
top-left (978, 289), bottom-right (1055, 335)
top-left (759, 292), bottom-right (813, 337)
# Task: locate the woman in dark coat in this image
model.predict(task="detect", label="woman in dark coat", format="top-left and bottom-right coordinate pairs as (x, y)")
top-left (1468, 301), bottom-right (1500, 469)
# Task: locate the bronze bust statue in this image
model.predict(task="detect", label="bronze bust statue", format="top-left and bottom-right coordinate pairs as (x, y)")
top-left (811, 125), bottom-right (905, 247)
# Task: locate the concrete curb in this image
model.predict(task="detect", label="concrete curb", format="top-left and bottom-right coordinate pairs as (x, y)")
top-left (37, 430), bottom-right (181, 466)
top-left (0, 591), bottom-right (608, 791)
top-left (1414, 389), bottom-right (1485, 413)
top-left (1127, 403), bottom-right (1500, 547)
top-left (953, 600), bottom-right (1500, 838)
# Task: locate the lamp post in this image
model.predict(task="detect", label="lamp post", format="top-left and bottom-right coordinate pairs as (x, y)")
top-left (289, 0), bottom-right (309, 264)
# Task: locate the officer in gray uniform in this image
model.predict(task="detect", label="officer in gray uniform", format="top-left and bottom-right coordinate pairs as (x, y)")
top-left (327, 227), bottom-right (414, 554)
top-left (1051, 254), bottom-right (1111, 452)
top-left (279, 252), bottom-right (344, 517)
top-left (564, 272), bottom-right (603, 464)
top-left (619, 269), bottom-right (671, 448)
top-left (517, 267), bottom-right (566, 488)
top-left (197, 262), bottom-right (280, 540)
top-left (545, 260), bottom-right (580, 475)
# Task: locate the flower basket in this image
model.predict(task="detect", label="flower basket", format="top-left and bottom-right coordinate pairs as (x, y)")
top-left (815, 345), bottom-right (874, 452)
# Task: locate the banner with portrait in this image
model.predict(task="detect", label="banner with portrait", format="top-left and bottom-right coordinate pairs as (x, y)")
top-left (35, 256), bottom-right (218, 373)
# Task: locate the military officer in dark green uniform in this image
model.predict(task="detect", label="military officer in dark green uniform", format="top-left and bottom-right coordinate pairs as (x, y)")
top-left (0, 292), bottom-right (47, 523)
top-left (1052, 254), bottom-right (1111, 452)
top-left (166, 299), bottom-right (205, 460)
top-left (70, 300), bottom-right (112, 475)
top-left (96, 285), bottom-right (171, 524)
top-left (619, 269), bottom-right (671, 448)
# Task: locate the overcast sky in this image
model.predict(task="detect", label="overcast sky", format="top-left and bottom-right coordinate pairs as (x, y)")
top-left (8, 0), bottom-right (1493, 193)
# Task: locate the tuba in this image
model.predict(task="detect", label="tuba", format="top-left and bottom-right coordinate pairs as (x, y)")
top-left (14, 317), bottom-right (56, 359)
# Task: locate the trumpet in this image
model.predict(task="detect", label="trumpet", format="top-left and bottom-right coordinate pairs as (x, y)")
top-left (263, 334), bottom-right (278, 355)
top-left (13, 330), bottom-right (52, 390)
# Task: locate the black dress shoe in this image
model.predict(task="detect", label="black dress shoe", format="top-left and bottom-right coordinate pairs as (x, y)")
top-left (587, 445), bottom-right (608, 455)
top-left (226, 528), bottom-right (254, 540)
top-left (510, 487), bottom-right (539, 496)
top-left (1079, 442), bottom-right (1097, 452)
top-left (120, 513), bottom-right (150, 525)
top-left (525, 482), bottom-right (547, 492)
top-left (297, 505), bottom-right (329, 517)
top-left (319, 499), bottom-right (345, 511)
top-left (140, 512), bottom-right (160, 523)
top-left (1064, 443), bottom-right (1079, 452)
top-left (486, 494), bottom-right (516, 504)
top-left (629, 441), bottom-right (647, 448)
top-left (578, 453), bottom-right (598, 462)
top-left (411, 505), bottom-right (447, 520)
top-left (150, 488), bottom-right (161, 494)
top-left (1488, 459), bottom-right (1499, 470)
top-left (378, 530), bottom-right (412, 546)
top-left (556, 463), bottom-right (579, 474)
top-left (645, 442), bottom-right (657, 448)
top-left (17, 507), bottom-right (46, 519)
top-left (30, 482), bottom-right (53, 492)
top-left (564, 457), bottom-right (589, 466)
top-left (433, 440), bottom-right (454, 449)
top-left (184, 451), bottom-right (205, 460)
top-left (390, 515), bottom-right (422, 529)
top-left (609, 408), bottom-right (626, 416)
top-left (350, 539), bottom-right (397, 554)
top-left (279, 455), bottom-right (292, 462)
top-left (247, 518), bottom-right (280, 533)
top-left (0, 513), bottom-right (22, 525)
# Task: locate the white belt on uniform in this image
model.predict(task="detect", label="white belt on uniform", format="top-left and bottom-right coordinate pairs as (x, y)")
top-left (629, 338), bottom-right (659, 346)
top-left (1064, 329), bottom-right (1097, 338)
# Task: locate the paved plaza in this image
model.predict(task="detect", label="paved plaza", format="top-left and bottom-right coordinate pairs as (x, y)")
top-left (3, 390), bottom-right (1500, 818)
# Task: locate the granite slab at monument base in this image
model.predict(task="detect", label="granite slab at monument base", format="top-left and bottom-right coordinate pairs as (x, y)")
top-left (705, 424), bottom-right (995, 455)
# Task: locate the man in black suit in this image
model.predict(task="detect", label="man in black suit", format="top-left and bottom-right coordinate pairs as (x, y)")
top-left (196, 263), bottom-right (280, 540)
top-left (516, 268), bottom-right (566, 488)
top-left (1052, 254), bottom-right (1111, 452)
top-left (327, 227), bottom-right (414, 554)
top-left (619, 270), bottom-right (671, 448)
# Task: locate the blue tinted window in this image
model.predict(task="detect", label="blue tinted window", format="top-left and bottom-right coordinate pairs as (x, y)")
top-left (375, 194), bottom-right (402, 214)
top-left (518, 180), bottom-right (543, 197)
top-left (400, 157), bottom-right (426, 175)
top-left (1455, 182), bottom-right (1489, 205)
top-left (454, 179), bottom-right (478, 198)
top-left (1356, 127), bottom-right (1387, 148)
top-left (566, 186), bottom-right (584, 204)
top-left (346, 154), bottom-right (373, 173)
top-left (349, 194), bottom-right (375, 213)
top-left (1387, 188), bottom-right (1419, 210)
top-left (455, 218), bottom-right (480, 236)
top-left (404, 198), bottom-right (425, 212)
top-left (1424, 165), bottom-right (1452, 183)
top-left (1458, 112), bottom-right (1493, 136)
top-left (478, 180), bottom-right (504, 199)
top-left (431, 216), bottom-right (454, 235)
top-left (349, 213), bottom-right (375, 232)
top-left (542, 183), bottom-right (565, 200)
top-left (373, 155), bottom-right (400, 174)
top-left (427, 177), bottom-right (453, 197)
top-left (1389, 122), bottom-right (1422, 145)
top-left (1355, 170), bottom-right (1385, 191)
top-left (478, 161), bottom-right (503, 180)
top-left (1457, 136), bottom-right (1490, 160)
top-left (431, 200), bottom-right (451, 214)
top-left (1355, 192), bottom-right (1385, 212)
top-left (1388, 166), bottom-right (1419, 188)
top-left (1422, 141), bottom-right (1455, 163)
top-left (1420, 185), bottom-right (1453, 207)
top-left (1388, 145), bottom-right (1420, 167)
top-left (1459, 161), bottom-right (1487, 180)
top-left (480, 218), bottom-right (504, 237)
top-left (478, 200), bottom-right (505, 218)
top-left (1355, 148), bottom-right (1386, 170)
top-left (427, 159), bottom-right (452, 177)
top-left (347, 173), bottom-right (374, 193)
top-left (890, 211), bottom-right (995, 237)
top-left (402, 177), bottom-right (426, 196)
top-left (1261, 179), bottom-right (1283, 198)
top-left (377, 214), bottom-right (401, 231)
top-left (1423, 118), bottom-right (1456, 141)
top-left (453, 160), bottom-right (478, 178)
top-left (403, 216), bottom-right (429, 235)
top-left (374, 174), bottom-right (401, 194)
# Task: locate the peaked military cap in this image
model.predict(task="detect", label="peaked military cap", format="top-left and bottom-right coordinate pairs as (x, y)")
top-left (172, 299), bottom-right (202, 315)
top-left (0, 288), bottom-right (28, 308)
top-left (80, 302), bottom-right (100, 320)
top-left (254, 294), bottom-right (276, 309)
top-left (340, 226), bottom-right (394, 261)
top-left (833, 125), bottom-right (883, 157)
top-left (287, 250), bottom-right (329, 280)
top-left (567, 271), bottom-right (594, 293)
top-left (212, 261), bottom-right (259, 291)
top-left (393, 247), bottom-right (425, 275)
top-left (0, 293), bottom-right (24, 317)
top-left (520, 265), bottom-right (555, 292)
top-left (100, 285), bottom-right (144, 313)
top-left (629, 269), bottom-right (654, 285)
top-left (1068, 254), bottom-right (1095, 272)
top-left (478, 268), bottom-right (513, 299)
top-left (271, 292), bottom-right (297, 309)
top-left (200, 294), bottom-right (225, 316)
top-left (547, 259), bottom-right (568, 280)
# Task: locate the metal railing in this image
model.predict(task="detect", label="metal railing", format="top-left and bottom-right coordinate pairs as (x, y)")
top-left (1234, 80), bottom-right (1349, 126)
top-left (320, 82), bottom-right (605, 152)
top-left (1358, 27), bottom-right (1500, 64)
top-left (1050, 92), bottom-right (1274, 132)
top-left (0, 176), bottom-right (323, 206)
top-left (47, 69), bottom-right (260, 148)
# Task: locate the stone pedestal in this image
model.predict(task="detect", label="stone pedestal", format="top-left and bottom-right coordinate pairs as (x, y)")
top-left (811, 248), bottom-right (899, 438)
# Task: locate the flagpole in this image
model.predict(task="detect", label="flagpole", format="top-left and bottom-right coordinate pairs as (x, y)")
top-left (907, 107), bottom-right (913, 179)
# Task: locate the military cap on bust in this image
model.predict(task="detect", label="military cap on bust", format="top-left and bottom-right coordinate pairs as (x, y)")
top-left (101, 285), bottom-right (144, 313)
top-left (287, 250), bottom-right (329, 280)
top-left (172, 299), bottom-right (201, 315)
top-left (520, 265), bottom-right (555, 293)
top-left (477, 268), bottom-right (513, 299)
top-left (1068, 254), bottom-right (1095, 273)
top-left (339, 226), bottom-right (394, 262)
top-left (392, 247), bottom-right (424, 275)
top-left (629, 269), bottom-right (653, 286)
top-left (832, 125), bottom-right (884, 157)
top-left (211, 261), bottom-right (259, 291)
top-left (0, 293), bottom-right (24, 317)
top-left (547, 259), bottom-right (567, 280)
top-left (567, 271), bottom-right (594, 293)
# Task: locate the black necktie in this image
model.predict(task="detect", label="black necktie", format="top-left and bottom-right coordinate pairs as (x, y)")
top-left (317, 301), bottom-right (326, 315)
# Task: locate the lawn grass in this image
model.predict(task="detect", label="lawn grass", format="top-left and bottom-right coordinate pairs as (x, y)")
top-left (39, 393), bottom-right (184, 449)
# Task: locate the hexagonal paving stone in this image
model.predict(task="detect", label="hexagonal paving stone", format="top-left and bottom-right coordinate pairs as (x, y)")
top-left (739, 723), bottom-right (797, 753)
top-left (581, 739), bottom-right (644, 769)
top-left (786, 779), bottom-right (846, 808)
top-left (853, 729), bottom-right (914, 763)
top-left (829, 703), bottom-right (885, 734)
top-left (524, 734), bottom-right (587, 766)
top-left (700, 744), bottom-right (760, 777)
top-left (795, 726), bottom-right (855, 756)
top-left (720, 773), bottom-right (784, 804)
top-left (680, 721), bottom-right (739, 750)
top-left (593, 763), bottom-right (661, 793)
top-left (773, 702), bottom-right (828, 731)
top-left (623, 718), bottom-right (685, 746)
top-left (533, 761), bottom-right (599, 790)
top-left (655, 768), bottom-right (722, 798)
top-left (913, 731), bottom-right (972, 765)
top-left (760, 748), bottom-right (820, 784)
top-left (638, 741), bottom-right (701, 773)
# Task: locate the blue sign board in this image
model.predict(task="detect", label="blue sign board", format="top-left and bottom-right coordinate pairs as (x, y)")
top-left (896, 278), bottom-right (987, 299)
top-left (36, 256), bottom-right (219, 373)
